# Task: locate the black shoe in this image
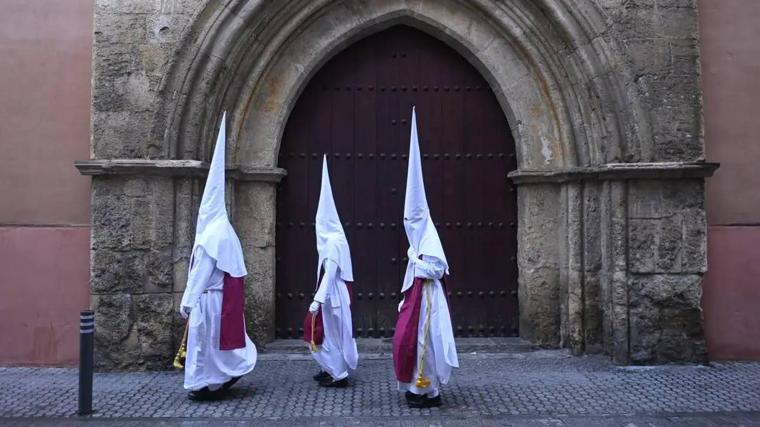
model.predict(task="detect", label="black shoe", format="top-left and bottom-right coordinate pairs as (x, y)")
top-left (188, 386), bottom-right (226, 401)
top-left (313, 371), bottom-right (330, 381)
top-left (318, 377), bottom-right (348, 388)
top-left (425, 394), bottom-right (442, 408)
top-left (222, 376), bottom-right (241, 391)
top-left (405, 391), bottom-right (426, 408)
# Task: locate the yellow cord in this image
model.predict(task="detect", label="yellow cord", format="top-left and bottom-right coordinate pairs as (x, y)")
top-left (415, 280), bottom-right (433, 389)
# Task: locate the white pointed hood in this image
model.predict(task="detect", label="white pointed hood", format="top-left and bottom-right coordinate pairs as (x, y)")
top-left (191, 112), bottom-right (247, 278)
top-left (316, 156), bottom-right (353, 283)
top-left (401, 107), bottom-right (448, 292)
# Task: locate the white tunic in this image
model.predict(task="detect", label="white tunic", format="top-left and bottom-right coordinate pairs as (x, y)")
top-left (398, 255), bottom-right (458, 397)
top-left (310, 259), bottom-right (358, 380)
top-left (181, 247), bottom-right (257, 391)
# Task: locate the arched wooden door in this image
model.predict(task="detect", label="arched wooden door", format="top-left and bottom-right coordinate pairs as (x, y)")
top-left (275, 26), bottom-right (518, 339)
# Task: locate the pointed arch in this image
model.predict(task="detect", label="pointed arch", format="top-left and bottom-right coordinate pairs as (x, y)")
top-left (155, 0), bottom-right (648, 171)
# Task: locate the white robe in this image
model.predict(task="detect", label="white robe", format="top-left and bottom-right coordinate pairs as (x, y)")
top-left (181, 247), bottom-right (257, 391)
top-left (310, 259), bottom-right (358, 380)
top-left (398, 255), bottom-right (458, 397)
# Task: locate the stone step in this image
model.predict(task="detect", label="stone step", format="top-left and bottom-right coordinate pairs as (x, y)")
top-left (260, 337), bottom-right (537, 355)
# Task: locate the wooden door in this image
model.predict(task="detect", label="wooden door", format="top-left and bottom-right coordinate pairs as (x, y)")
top-left (275, 25), bottom-right (518, 339)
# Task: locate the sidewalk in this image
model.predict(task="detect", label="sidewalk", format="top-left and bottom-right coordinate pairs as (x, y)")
top-left (1, 340), bottom-right (759, 426)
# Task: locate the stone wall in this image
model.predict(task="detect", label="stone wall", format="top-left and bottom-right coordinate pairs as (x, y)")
top-left (90, 176), bottom-right (176, 369)
top-left (83, 0), bottom-right (715, 369)
top-left (627, 179), bottom-right (708, 363)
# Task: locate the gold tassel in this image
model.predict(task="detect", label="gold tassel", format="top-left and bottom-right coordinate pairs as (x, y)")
top-left (415, 280), bottom-right (433, 389)
top-left (173, 320), bottom-right (189, 369)
top-left (415, 375), bottom-right (431, 389)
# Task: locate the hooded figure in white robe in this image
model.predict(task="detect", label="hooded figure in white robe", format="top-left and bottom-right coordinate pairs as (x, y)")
top-left (306, 156), bottom-right (358, 387)
top-left (392, 107), bottom-right (459, 408)
top-left (179, 112), bottom-right (257, 400)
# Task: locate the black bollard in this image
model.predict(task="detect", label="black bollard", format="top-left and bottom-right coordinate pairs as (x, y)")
top-left (79, 310), bottom-right (94, 415)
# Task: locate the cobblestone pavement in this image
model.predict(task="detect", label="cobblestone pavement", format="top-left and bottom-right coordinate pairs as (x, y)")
top-left (1, 349), bottom-right (760, 426)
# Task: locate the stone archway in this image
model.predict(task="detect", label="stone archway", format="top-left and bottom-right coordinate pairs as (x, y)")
top-left (82, 0), bottom-right (717, 369)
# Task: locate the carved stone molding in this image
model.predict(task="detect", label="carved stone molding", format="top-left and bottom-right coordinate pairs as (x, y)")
top-left (75, 159), bottom-right (287, 183)
top-left (509, 162), bottom-right (720, 184)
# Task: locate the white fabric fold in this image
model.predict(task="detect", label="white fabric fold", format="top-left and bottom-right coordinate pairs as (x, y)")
top-left (181, 111), bottom-right (256, 391)
top-left (191, 112), bottom-right (247, 278)
top-left (398, 107), bottom-right (458, 396)
top-left (310, 260), bottom-right (358, 378)
top-left (402, 107), bottom-right (448, 293)
top-left (310, 156), bottom-right (358, 380)
top-left (182, 247), bottom-right (257, 391)
top-left (315, 155), bottom-right (353, 283)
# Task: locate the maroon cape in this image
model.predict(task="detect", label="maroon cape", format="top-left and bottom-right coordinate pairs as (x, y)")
top-left (392, 277), bottom-right (426, 383)
top-left (219, 274), bottom-right (246, 350)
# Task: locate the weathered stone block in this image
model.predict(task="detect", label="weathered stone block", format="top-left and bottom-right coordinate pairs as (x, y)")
top-left (92, 181), bottom-right (132, 251)
top-left (655, 215), bottom-right (684, 272)
top-left (628, 274), bottom-right (707, 363)
top-left (146, 13), bottom-right (187, 44)
top-left (94, 11), bottom-right (149, 46)
top-left (92, 248), bottom-right (173, 295)
top-left (140, 43), bottom-right (172, 76)
top-left (134, 294), bottom-right (174, 368)
top-left (92, 111), bottom-right (154, 158)
top-left (583, 181), bottom-right (603, 273)
top-left (235, 182), bottom-right (277, 248)
top-left (92, 293), bottom-right (132, 344)
top-left (144, 248), bottom-right (175, 292)
top-left (92, 293), bottom-right (138, 370)
top-left (629, 179), bottom-right (704, 218)
top-left (519, 267), bottom-right (561, 347)
top-left (244, 245), bottom-right (276, 344)
top-left (629, 219), bottom-right (657, 272)
top-left (582, 273), bottom-right (604, 352)
top-left (623, 38), bottom-right (671, 77)
top-left (96, 0), bottom-right (163, 15)
top-left (91, 176), bottom-right (175, 296)
top-left (172, 178), bottom-right (198, 293)
top-left (517, 185), bottom-right (561, 269)
top-left (637, 75), bottom-right (703, 161)
top-left (661, 179), bottom-right (704, 212)
top-left (670, 38), bottom-right (700, 76)
top-left (681, 209), bottom-right (707, 273)
top-left (92, 249), bottom-right (147, 294)
top-left (605, 1), bottom-right (697, 40)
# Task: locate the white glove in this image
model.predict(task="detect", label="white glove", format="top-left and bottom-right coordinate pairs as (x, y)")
top-left (309, 301), bottom-right (321, 314)
top-left (179, 305), bottom-right (192, 320)
top-left (397, 298), bottom-right (405, 313)
top-left (407, 246), bottom-right (418, 263)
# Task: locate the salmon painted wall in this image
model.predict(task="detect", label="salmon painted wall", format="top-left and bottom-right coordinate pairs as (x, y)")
top-left (700, 0), bottom-right (760, 360)
top-left (0, 0), bottom-right (94, 365)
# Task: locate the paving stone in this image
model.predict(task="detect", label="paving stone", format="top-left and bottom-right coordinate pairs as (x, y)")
top-left (0, 353), bottom-right (759, 423)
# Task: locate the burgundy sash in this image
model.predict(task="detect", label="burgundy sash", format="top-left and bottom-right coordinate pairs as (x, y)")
top-left (392, 277), bottom-right (426, 383)
top-left (219, 274), bottom-right (246, 350)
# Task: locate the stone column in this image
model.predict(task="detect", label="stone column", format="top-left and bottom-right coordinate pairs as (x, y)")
top-left (88, 175), bottom-right (176, 370)
top-left (511, 162), bottom-right (718, 364)
top-left (235, 181), bottom-right (278, 344)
